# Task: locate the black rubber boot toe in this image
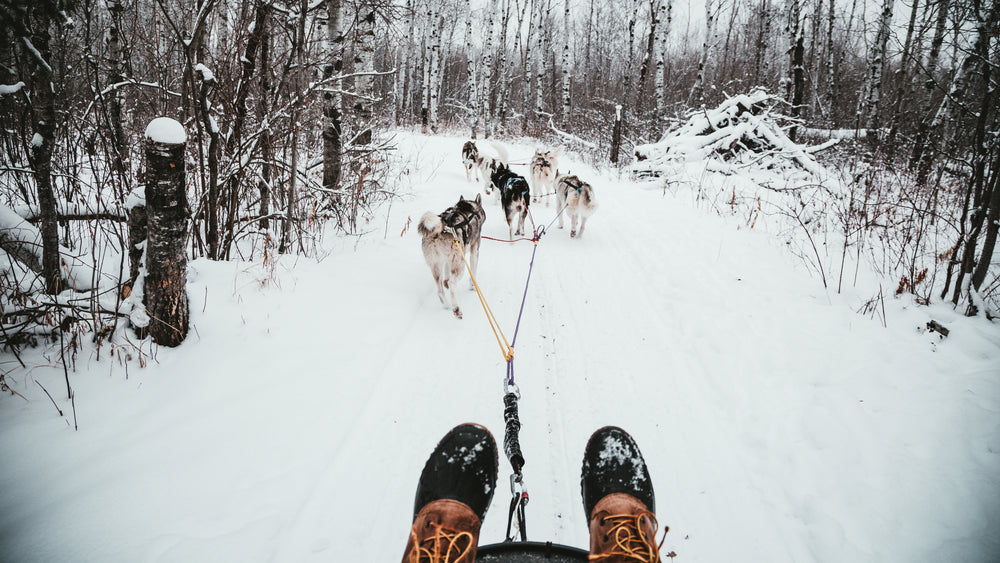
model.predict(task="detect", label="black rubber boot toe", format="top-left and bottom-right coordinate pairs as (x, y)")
top-left (413, 423), bottom-right (499, 521)
top-left (580, 426), bottom-right (655, 518)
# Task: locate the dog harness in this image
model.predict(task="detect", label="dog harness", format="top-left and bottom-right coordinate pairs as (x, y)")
top-left (440, 204), bottom-right (481, 247)
top-left (563, 178), bottom-right (585, 194)
top-left (504, 176), bottom-right (530, 197)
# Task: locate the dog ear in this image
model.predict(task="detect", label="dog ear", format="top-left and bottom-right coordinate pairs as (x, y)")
top-left (475, 193), bottom-right (482, 203)
top-left (459, 195), bottom-right (465, 202)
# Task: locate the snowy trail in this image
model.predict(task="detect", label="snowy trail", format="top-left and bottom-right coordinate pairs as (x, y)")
top-left (0, 131), bottom-right (998, 563)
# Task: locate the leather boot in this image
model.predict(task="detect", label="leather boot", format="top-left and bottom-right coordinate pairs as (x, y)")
top-left (402, 424), bottom-right (498, 563)
top-left (587, 493), bottom-right (661, 562)
top-left (402, 499), bottom-right (482, 563)
top-left (582, 427), bottom-right (662, 562)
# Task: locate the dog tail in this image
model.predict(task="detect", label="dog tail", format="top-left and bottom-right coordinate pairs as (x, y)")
top-left (418, 212), bottom-right (443, 237)
top-left (489, 141), bottom-right (509, 165)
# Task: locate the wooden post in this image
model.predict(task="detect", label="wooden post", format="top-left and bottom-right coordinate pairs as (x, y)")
top-left (610, 104), bottom-right (623, 164)
top-left (143, 118), bottom-right (189, 347)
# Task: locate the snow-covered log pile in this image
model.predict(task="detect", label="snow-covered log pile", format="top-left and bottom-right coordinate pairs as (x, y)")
top-left (632, 89), bottom-right (831, 182)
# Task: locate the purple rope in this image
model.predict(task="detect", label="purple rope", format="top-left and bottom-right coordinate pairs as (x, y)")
top-left (504, 202), bottom-right (570, 387)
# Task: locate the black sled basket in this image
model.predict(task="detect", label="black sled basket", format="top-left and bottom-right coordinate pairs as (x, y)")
top-left (476, 541), bottom-right (588, 562)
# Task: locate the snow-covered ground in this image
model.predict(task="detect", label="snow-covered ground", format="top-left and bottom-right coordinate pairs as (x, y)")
top-left (1, 130), bottom-right (998, 562)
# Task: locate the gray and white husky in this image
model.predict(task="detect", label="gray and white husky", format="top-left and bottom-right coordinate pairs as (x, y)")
top-left (417, 194), bottom-right (486, 319)
top-left (529, 145), bottom-right (564, 205)
top-left (555, 174), bottom-right (597, 238)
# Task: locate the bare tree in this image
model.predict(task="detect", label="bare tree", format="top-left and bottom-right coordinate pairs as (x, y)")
top-left (560, 0), bottom-right (570, 127)
top-left (323, 0), bottom-right (345, 198)
top-left (860, 0), bottom-right (895, 135)
top-left (688, 0), bottom-right (714, 105)
top-left (466, 0), bottom-right (479, 137)
top-left (354, 5), bottom-right (376, 145)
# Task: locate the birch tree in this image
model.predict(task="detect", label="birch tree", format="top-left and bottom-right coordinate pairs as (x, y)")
top-left (280, 0), bottom-right (307, 253)
top-left (654, 0), bottom-right (671, 121)
top-left (323, 0), bottom-right (344, 198)
top-left (481, 0), bottom-right (498, 135)
top-left (861, 0), bottom-right (895, 134)
top-left (910, 0), bottom-right (950, 167)
top-left (611, 0), bottom-right (642, 162)
top-left (688, 0), bottom-right (714, 105)
top-left (787, 0), bottom-right (805, 140)
top-left (428, 3), bottom-right (442, 133)
top-left (106, 0), bottom-right (128, 187)
top-left (560, 0), bottom-right (570, 127)
top-left (534, 0), bottom-right (547, 122)
top-left (466, 0), bottom-right (479, 137)
top-left (354, 4), bottom-right (376, 145)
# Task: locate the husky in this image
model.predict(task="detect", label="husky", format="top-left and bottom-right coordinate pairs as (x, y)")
top-left (474, 142), bottom-right (509, 196)
top-left (490, 163), bottom-right (531, 239)
top-left (529, 145), bottom-right (564, 205)
top-left (461, 141), bottom-right (479, 182)
top-left (417, 194), bottom-right (486, 319)
top-left (555, 174), bottom-right (597, 238)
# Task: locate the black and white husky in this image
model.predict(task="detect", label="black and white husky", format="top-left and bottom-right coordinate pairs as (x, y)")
top-left (417, 194), bottom-right (486, 319)
top-left (461, 141), bottom-right (480, 182)
top-left (490, 163), bottom-right (531, 239)
top-left (462, 141), bottom-right (508, 195)
top-left (555, 174), bottom-right (597, 238)
top-left (529, 146), bottom-right (564, 205)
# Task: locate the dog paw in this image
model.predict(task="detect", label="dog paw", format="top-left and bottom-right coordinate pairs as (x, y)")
top-left (453, 307), bottom-right (463, 319)
top-left (570, 230), bottom-right (576, 238)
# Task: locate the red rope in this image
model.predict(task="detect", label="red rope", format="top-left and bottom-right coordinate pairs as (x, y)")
top-left (482, 235), bottom-right (536, 244)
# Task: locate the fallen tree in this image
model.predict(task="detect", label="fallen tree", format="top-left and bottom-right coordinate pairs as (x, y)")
top-left (632, 89), bottom-right (834, 181)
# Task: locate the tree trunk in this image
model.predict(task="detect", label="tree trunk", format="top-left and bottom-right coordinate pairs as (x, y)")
top-left (399, 0), bottom-right (415, 124)
top-left (824, 0), bottom-right (835, 123)
top-left (612, 0), bottom-right (641, 163)
top-left (143, 120), bottom-right (189, 347)
top-left (106, 0), bottom-right (128, 194)
top-left (421, 4), bottom-right (430, 134)
top-left (687, 0), bottom-right (713, 106)
top-left (466, 0), bottom-right (479, 138)
top-left (25, 4), bottom-right (62, 295)
top-left (257, 10), bottom-right (272, 232)
top-left (560, 0), bottom-right (570, 127)
top-left (788, 0), bottom-right (805, 142)
top-left (195, 65), bottom-right (220, 259)
top-left (522, 0), bottom-right (536, 131)
top-left (323, 0), bottom-right (344, 201)
top-left (354, 6), bottom-right (376, 144)
top-left (886, 0), bottom-right (920, 148)
top-left (862, 0), bottom-right (895, 134)
top-left (280, 0), bottom-right (307, 253)
top-left (428, 6), bottom-right (442, 134)
top-left (654, 0), bottom-right (670, 121)
top-left (482, 0), bottom-right (498, 135)
top-left (534, 0), bottom-right (547, 122)
top-left (910, 0), bottom-right (950, 168)
top-left (948, 1), bottom-right (998, 310)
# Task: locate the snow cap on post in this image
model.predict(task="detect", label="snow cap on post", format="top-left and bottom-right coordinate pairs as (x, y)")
top-left (144, 117), bottom-right (186, 145)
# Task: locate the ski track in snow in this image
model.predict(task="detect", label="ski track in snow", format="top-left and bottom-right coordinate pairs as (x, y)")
top-left (0, 130), bottom-right (998, 562)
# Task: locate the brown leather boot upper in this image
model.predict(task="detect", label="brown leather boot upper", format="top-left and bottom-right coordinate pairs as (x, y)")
top-left (588, 493), bottom-right (662, 562)
top-left (402, 499), bottom-right (482, 563)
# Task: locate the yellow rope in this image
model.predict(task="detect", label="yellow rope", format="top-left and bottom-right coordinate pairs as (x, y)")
top-left (454, 239), bottom-right (513, 362)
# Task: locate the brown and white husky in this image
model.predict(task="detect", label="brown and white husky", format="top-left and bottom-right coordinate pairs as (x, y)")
top-left (529, 145), bottom-right (564, 205)
top-left (555, 174), bottom-right (597, 238)
top-left (417, 194), bottom-right (486, 319)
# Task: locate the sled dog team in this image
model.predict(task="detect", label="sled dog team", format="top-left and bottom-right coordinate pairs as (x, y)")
top-left (419, 140), bottom-right (597, 318)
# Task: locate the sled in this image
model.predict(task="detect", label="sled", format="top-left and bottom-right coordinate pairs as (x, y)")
top-left (477, 541), bottom-right (588, 562)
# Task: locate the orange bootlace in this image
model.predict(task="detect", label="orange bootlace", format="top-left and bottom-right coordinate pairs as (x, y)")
top-left (589, 511), bottom-right (667, 563)
top-left (407, 521), bottom-right (475, 563)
